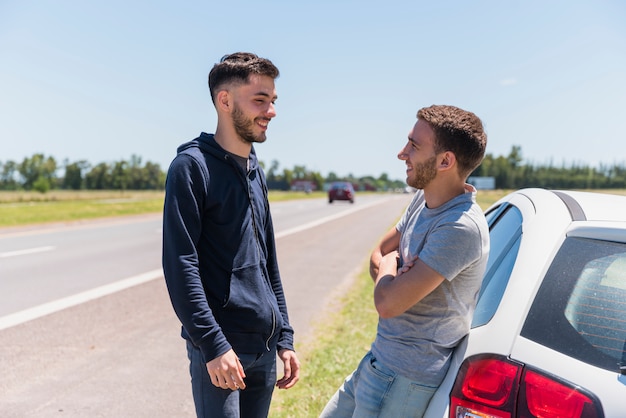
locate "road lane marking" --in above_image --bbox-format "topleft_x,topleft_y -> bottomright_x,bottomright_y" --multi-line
0,268 -> 163,331
0,246 -> 56,258
275,197 -> 403,239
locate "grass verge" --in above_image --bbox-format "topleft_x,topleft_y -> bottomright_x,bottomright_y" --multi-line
0,191 -> 166,228
0,190 -> 327,228
269,263 -> 378,417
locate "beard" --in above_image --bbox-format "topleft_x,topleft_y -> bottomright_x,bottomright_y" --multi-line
407,155 -> 438,189
232,103 -> 267,144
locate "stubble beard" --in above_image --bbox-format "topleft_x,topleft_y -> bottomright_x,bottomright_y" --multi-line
407,155 -> 438,189
232,103 -> 267,145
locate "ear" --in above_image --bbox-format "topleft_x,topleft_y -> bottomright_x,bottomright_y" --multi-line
439,151 -> 456,171
216,90 -> 231,113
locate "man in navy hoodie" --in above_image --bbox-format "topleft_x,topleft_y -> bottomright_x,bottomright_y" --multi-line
162,52 -> 300,418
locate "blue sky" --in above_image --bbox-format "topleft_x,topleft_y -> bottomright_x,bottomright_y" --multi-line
1,0 -> 625,181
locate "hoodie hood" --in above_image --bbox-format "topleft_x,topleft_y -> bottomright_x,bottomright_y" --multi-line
177,132 -> 260,172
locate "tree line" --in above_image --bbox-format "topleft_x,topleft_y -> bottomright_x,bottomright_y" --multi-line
1,146 -> 625,193
472,146 -> 626,189
0,154 -> 164,193
0,153 -> 407,192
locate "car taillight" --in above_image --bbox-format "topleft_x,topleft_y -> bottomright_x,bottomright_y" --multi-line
449,354 -> 603,418
517,369 -> 601,418
450,355 -> 522,418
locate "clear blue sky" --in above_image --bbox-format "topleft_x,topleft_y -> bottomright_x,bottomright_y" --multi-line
1,0 -> 625,181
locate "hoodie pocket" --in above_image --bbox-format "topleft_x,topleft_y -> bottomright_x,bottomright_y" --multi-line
221,264 -> 277,336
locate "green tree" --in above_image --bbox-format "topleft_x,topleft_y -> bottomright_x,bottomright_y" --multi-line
62,160 -> 90,190
85,162 -> 111,189
110,160 -> 129,190
0,160 -> 20,190
127,155 -> 145,189
311,172 -> 325,190
143,161 -> 166,189
508,145 -> 523,170
33,176 -> 51,193
292,165 -> 307,180
326,172 -> 339,182
18,154 -> 57,190
282,168 -> 293,186
267,160 -> 280,182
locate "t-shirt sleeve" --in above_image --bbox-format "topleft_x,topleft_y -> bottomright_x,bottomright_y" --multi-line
418,216 -> 483,281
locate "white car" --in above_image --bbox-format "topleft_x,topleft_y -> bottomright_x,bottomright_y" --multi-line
424,188 -> 626,418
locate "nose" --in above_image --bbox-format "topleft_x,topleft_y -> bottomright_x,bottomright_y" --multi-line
397,143 -> 409,160
266,102 -> 277,118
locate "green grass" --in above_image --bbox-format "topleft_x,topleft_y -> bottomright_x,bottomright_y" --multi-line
0,190 -> 166,228
0,190 -> 327,228
269,262 -> 378,417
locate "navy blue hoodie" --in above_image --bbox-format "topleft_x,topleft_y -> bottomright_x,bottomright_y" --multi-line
162,133 -> 294,363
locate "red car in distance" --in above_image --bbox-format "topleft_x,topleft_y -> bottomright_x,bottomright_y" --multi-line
328,182 -> 355,204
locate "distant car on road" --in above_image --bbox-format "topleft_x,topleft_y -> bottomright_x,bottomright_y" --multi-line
328,182 -> 355,204
424,188 -> 626,418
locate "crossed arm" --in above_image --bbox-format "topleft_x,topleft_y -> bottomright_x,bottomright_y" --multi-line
369,227 -> 445,319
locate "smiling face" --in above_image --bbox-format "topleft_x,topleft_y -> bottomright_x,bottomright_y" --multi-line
398,119 -> 440,189
229,74 -> 277,144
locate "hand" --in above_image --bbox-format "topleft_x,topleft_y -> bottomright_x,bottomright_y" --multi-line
206,349 -> 246,391
398,254 -> 419,274
276,349 -> 300,389
379,250 -> 400,275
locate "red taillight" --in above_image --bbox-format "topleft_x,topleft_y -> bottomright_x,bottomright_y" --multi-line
518,370 -> 601,418
450,355 -> 522,418
449,355 -> 603,418
461,358 -> 521,406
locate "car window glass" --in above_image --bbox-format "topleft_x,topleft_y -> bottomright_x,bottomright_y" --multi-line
472,237 -> 521,327
522,237 -> 626,373
472,204 -> 523,328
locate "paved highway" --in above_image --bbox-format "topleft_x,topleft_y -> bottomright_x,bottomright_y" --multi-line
0,193 -> 412,417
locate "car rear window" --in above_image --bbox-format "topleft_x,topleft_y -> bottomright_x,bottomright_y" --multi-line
521,237 -> 626,373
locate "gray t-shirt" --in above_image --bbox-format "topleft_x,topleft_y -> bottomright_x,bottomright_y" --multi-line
371,186 -> 489,386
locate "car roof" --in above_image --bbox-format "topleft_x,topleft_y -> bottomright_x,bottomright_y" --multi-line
514,188 -> 626,222
553,189 -> 626,221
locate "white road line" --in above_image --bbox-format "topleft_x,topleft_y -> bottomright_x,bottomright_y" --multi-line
0,268 -> 163,331
275,197 -> 398,239
0,246 -> 56,258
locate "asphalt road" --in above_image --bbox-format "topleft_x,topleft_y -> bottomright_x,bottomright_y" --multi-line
0,193 -> 413,417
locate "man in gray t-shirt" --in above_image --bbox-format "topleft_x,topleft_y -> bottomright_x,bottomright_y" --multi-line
321,105 -> 490,418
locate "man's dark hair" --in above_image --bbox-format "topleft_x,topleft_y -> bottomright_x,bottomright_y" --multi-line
208,52 -> 279,104
417,105 -> 487,178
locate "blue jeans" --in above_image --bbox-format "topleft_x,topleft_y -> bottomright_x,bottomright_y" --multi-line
186,341 -> 276,418
319,351 -> 437,418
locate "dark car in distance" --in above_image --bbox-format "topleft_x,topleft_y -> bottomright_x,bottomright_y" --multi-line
328,182 -> 355,204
